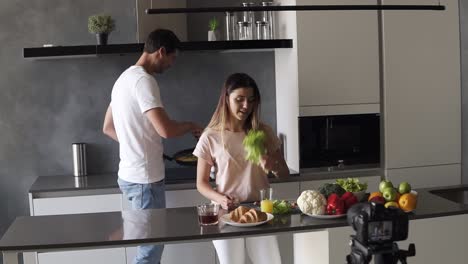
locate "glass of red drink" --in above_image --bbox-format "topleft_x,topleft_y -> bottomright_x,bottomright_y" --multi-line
197,203 -> 220,225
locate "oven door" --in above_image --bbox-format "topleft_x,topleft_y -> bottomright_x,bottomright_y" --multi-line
299,114 -> 380,169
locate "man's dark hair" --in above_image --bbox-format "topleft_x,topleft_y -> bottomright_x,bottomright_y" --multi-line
144,29 -> 180,54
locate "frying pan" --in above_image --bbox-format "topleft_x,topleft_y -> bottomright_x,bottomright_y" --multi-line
163,147 -> 197,166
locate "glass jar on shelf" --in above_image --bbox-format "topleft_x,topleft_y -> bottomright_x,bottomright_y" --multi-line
225,11 -> 238,40
261,1 -> 276,39
238,21 -> 253,40
256,21 -> 270,40
241,2 -> 256,39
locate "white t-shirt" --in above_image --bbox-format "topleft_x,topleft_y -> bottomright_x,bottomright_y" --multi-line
111,66 -> 165,184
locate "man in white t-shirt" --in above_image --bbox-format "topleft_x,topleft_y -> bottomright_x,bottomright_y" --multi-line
102,29 -> 201,264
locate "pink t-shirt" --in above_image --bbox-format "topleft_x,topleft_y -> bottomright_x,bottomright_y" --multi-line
193,125 -> 281,202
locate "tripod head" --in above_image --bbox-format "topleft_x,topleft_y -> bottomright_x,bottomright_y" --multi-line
346,202 -> 416,264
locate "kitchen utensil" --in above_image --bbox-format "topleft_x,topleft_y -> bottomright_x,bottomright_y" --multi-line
72,143 -> 87,177
163,147 -> 197,166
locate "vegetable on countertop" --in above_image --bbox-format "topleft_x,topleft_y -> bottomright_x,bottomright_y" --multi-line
336,178 -> 368,193
341,192 -> 358,211
297,190 -> 327,215
326,193 -> 345,215
318,183 -> 346,198
272,200 -> 296,214
243,129 -> 267,165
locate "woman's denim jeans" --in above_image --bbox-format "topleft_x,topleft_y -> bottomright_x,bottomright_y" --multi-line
118,178 -> 166,264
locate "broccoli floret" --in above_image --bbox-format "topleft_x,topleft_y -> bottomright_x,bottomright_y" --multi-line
318,183 -> 346,198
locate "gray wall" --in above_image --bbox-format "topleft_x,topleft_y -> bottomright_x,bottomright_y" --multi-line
0,0 -> 277,247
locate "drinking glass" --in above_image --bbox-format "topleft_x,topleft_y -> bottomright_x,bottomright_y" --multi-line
260,188 -> 273,213
197,203 -> 220,225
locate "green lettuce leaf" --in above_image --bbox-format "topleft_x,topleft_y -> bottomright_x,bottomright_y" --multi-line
243,130 -> 266,165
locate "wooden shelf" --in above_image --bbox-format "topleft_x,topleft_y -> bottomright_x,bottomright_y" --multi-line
23,39 -> 293,60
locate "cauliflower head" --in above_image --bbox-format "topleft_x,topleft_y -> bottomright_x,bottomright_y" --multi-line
297,190 -> 327,215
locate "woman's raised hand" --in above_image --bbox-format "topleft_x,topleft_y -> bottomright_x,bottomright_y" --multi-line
260,154 -> 278,174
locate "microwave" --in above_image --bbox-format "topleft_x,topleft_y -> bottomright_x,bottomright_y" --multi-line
299,114 -> 380,169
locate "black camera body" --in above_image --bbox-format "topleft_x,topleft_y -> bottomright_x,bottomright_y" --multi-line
348,202 -> 408,246
346,202 -> 415,264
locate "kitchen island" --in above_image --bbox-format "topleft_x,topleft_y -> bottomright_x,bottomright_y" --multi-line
23,168 -> 382,264
2,185 -> 468,264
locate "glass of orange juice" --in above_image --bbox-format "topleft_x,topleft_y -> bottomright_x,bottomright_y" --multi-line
260,188 -> 273,213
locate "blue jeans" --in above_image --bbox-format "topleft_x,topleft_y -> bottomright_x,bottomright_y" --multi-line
118,178 -> 166,264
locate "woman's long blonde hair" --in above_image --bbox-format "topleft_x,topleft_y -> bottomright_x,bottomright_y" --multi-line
206,73 -> 262,134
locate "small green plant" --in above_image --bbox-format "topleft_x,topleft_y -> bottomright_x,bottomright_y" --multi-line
88,14 -> 115,34
208,17 -> 218,31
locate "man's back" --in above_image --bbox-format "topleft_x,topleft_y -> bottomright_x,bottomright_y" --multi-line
111,65 -> 165,184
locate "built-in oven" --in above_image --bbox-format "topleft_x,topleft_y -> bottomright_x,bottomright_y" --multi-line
299,114 -> 380,170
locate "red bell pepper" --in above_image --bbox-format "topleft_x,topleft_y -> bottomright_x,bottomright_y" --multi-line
327,193 -> 345,215
341,192 -> 358,212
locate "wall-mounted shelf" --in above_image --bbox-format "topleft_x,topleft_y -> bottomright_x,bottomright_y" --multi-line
146,5 -> 445,14
23,39 -> 293,59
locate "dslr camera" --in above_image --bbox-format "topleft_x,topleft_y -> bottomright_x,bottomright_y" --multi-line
346,202 -> 415,264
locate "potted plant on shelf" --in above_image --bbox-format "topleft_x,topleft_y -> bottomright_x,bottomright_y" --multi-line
208,17 -> 219,41
88,14 -> 115,45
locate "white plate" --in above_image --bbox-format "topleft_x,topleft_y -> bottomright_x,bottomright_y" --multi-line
303,213 -> 346,219
221,213 -> 274,227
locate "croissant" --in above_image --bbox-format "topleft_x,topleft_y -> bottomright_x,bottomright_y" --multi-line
239,208 -> 268,223
229,206 -> 250,222
249,208 -> 268,222
239,211 -> 255,223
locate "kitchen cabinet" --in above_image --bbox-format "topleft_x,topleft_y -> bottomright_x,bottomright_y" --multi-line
37,250 -> 126,264
26,193 -> 125,264
275,0 -> 380,171
32,194 -> 122,216
280,0 -> 381,117
296,0 -> 380,109
382,0 -> 461,186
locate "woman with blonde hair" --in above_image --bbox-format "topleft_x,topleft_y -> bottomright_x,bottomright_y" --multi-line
193,73 -> 289,264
